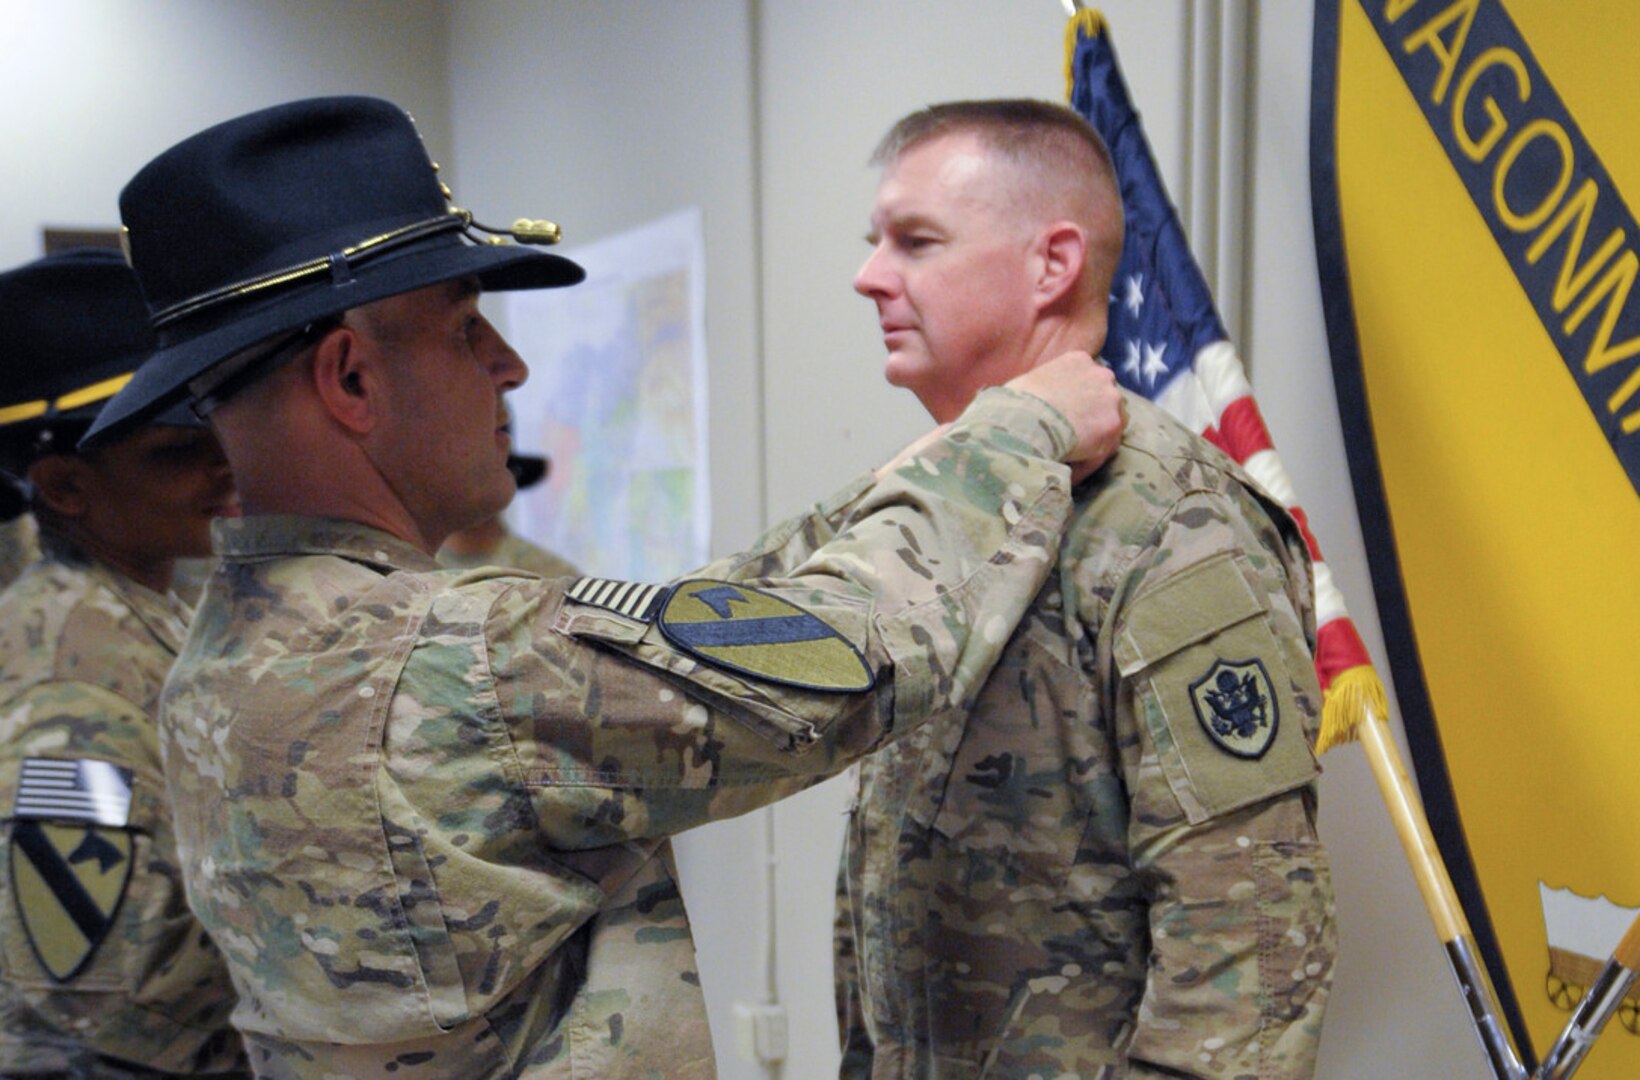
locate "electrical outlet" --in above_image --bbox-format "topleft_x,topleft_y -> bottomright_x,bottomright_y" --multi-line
731,1001 -> 788,1064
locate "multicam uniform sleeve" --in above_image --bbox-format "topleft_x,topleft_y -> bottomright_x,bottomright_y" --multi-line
487,385 -> 1077,841
1105,490 -> 1336,1080
0,680 -> 245,1075
695,470 -> 874,582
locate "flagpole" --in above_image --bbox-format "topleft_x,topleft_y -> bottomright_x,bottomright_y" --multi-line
1533,912 -> 1640,1080
1356,704 -> 1528,1080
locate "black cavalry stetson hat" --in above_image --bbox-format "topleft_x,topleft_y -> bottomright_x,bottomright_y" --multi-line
0,247 -> 199,446
0,248 -> 196,517
0,248 -> 154,429
82,95 -> 585,445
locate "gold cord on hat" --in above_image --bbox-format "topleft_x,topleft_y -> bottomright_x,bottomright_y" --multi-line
0,373 -> 135,427
147,167 -> 565,331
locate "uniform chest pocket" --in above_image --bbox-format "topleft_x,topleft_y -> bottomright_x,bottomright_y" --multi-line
1113,552 -> 1320,826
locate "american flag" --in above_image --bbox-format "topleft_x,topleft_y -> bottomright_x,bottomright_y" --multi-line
1066,10 -> 1378,750
14,757 -> 134,827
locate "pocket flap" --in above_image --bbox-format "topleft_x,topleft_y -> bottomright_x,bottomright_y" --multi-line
1115,553 -> 1265,675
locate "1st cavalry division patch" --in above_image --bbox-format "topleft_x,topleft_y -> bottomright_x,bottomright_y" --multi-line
9,758 -> 134,981
659,580 -> 874,692
567,576 -> 876,693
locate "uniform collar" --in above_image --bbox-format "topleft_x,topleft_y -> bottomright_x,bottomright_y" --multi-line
211,515 -> 440,574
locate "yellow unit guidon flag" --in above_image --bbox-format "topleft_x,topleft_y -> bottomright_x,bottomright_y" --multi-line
1312,1 -> 1640,1074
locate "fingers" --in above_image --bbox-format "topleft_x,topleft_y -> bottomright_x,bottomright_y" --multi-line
1005,351 -> 1128,474
879,351 -> 1128,485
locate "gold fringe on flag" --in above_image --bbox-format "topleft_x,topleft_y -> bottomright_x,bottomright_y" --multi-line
1062,9 -> 1106,101
1317,664 -> 1387,753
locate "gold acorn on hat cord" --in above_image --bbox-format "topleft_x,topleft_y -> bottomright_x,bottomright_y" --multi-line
432,161 -> 561,247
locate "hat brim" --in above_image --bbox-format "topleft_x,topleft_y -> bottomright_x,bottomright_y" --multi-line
62,394 -> 202,431
82,236 -> 582,447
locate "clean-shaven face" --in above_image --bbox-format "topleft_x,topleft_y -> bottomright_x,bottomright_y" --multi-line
855,132 -> 1039,422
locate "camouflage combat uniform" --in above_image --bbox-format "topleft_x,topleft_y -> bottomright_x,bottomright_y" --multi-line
0,513 -> 40,590
0,533 -> 247,1077
807,394 -> 1334,1079
437,527 -> 579,580
159,389 -> 1077,1078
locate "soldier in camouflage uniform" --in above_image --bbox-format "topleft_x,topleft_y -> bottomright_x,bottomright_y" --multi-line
81,96 -> 1127,1077
0,250 -> 247,1076
816,100 -> 1336,1078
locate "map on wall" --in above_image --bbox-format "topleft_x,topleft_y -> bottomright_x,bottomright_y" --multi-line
503,207 -> 710,581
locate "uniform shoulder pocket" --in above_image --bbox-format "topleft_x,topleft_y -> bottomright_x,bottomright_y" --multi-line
1114,553 -> 1319,825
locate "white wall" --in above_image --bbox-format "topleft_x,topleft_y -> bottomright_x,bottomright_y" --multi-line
0,0 -> 450,270
0,3 -> 1495,1077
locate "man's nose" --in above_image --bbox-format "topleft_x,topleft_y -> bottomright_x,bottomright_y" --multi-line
854,246 -> 895,299
481,320 -> 529,391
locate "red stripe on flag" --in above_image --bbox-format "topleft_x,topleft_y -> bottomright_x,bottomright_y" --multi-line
1214,395 -> 1275,464
1315,618 -> 1372,690
1287,506 -> 1324,562
1200,423 -> 1228,455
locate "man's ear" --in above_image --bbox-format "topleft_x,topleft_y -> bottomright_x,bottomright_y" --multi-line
1032,221 -> 1089,312
310,326 -> 379,435
27,454 -> 91,519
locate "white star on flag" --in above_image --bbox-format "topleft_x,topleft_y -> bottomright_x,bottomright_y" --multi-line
1124,274 -> 1145,316
1141,340 -> 1169,386
1121,338 -> 1145,384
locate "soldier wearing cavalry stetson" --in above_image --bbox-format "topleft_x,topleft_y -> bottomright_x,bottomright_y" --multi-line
0,249 -> 247,1076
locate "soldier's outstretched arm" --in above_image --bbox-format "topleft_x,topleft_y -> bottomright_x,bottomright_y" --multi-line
713,350 -> 1125,591
468,374 -> 1122,844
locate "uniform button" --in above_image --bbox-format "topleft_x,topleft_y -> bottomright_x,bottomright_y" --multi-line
358,685 -> 376,699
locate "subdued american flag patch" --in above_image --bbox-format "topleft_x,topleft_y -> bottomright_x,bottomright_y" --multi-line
14,759 -> 133,827
566,577 -> 669,623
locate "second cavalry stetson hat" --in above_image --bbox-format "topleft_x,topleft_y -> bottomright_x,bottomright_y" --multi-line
0,248 -> 198,516
83,95 -> 585,445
